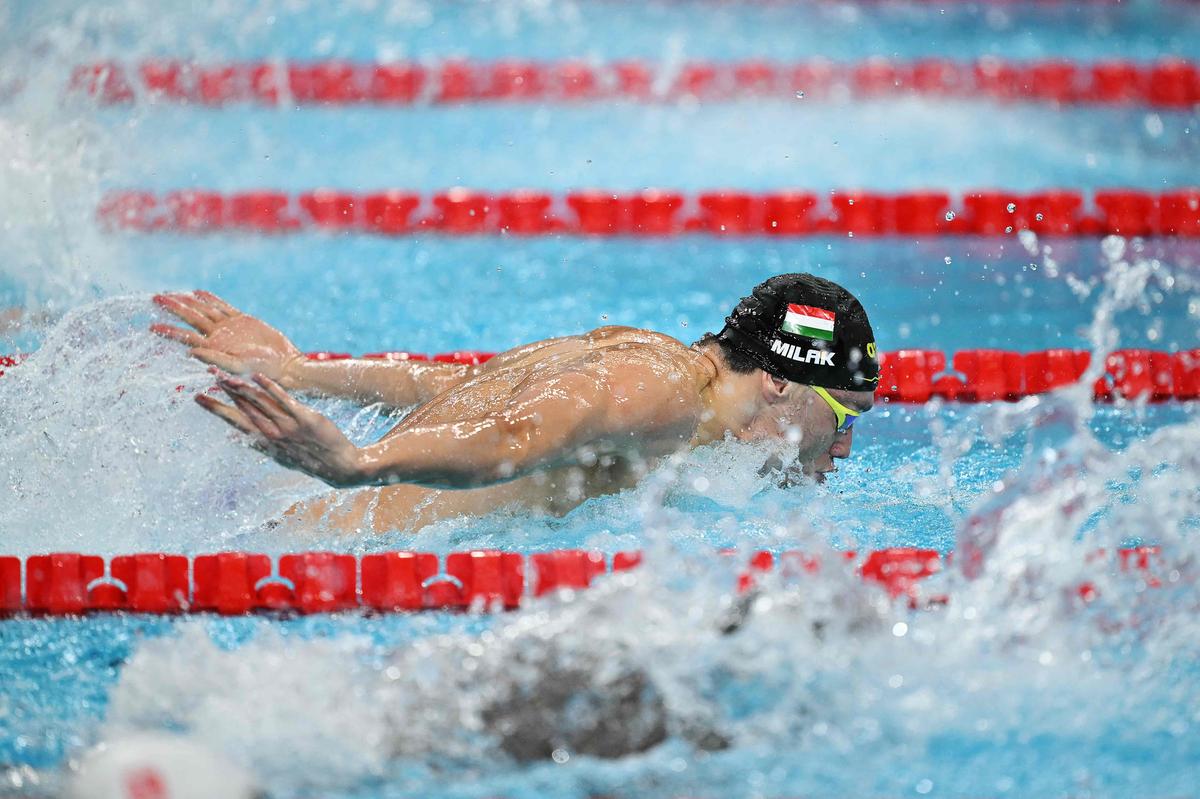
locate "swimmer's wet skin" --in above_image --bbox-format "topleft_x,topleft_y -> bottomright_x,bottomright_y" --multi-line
151,274 -> 878,533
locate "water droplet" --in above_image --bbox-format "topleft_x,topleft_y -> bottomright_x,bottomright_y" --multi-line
944,256 -> 952,265
551,748 -> 570,763
795,90 -> 806,99
1006,202 -> 1016,212
944,210 -> 956,221
892,622 -> 908,637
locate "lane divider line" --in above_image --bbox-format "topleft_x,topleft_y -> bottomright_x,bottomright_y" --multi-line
0,546 -> 1163,616
67,58 -> 1200,109
2,348 -> 1197,402
96,188 -> 1200,238
302,347 -> 1199,403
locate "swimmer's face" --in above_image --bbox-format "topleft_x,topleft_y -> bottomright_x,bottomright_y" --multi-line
741,374 -> 874,483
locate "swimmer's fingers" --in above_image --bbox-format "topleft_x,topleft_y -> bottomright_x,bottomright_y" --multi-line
195,394 -> 260,437
172,292 -> 228,325
218,377 -> 291,432
153,294 -> 214,333
189,347 -> 242,373
150,323 -> 204,348
251,373 -> 304,419
227,393 -> 284,439
191,290 -> 240,320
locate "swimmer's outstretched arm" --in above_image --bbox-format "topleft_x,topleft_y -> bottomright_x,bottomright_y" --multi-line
199,364 -> 696,489
152,291 -> 470,407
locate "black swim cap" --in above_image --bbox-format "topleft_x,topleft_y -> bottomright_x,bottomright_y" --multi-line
717,273 -> 880,391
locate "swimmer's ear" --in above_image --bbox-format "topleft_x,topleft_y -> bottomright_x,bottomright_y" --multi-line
760,371 -> 791,404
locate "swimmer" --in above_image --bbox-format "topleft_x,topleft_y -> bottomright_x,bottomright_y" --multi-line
384,563 -> 886,763
151,274 -> 879,533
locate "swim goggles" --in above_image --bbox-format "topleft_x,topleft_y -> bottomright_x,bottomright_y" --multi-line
811,385 -> 860,434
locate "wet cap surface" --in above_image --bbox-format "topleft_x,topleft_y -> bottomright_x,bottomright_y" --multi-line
718,273 -> 880,391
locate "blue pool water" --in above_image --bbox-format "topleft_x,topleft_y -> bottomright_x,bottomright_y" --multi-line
1,1 -> 1199,797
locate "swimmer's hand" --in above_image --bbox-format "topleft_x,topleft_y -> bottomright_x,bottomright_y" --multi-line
197,373 -> 366,488
151,291 -> 305,386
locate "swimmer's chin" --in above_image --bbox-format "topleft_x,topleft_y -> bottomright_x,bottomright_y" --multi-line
779,470 -> 830,489
760,459 -> 829,489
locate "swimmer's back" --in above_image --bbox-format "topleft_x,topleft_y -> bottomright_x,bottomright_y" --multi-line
478,326 -> 692,372
397,326 -> 710,432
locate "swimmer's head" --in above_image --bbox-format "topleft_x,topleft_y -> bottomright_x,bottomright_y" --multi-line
717,273 -> 879,391
699,274 -> 878,480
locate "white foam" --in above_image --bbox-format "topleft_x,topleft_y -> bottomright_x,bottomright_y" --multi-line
104,622 -> 390,791
0,296 -> 330,554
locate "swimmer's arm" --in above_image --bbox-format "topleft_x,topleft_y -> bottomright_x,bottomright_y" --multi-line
152,291 -> 474,406
353,368 -> 697,489
281,358 -> 475,407
202,366 -> 695,489
283,333 -> 584,406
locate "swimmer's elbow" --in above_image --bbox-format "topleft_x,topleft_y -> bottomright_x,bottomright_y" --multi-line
423,416 -> 544,488
472,415 -> 541,484
363,414 -> 567,489
462,412 -> 588,486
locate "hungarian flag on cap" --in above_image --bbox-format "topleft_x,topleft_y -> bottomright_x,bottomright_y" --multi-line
780,304 -> 835,341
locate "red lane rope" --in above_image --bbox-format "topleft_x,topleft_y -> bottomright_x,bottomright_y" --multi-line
302,347 -> 1200,403
0,354 -> 21,378
68,58 -> 1200,108
2,349 -> 1197,401
97,187 -> 1200,238
0,546 -> 1162,616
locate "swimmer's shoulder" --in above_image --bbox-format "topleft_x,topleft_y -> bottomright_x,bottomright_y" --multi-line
583,327 -> 714,390
584,325 -> 691,351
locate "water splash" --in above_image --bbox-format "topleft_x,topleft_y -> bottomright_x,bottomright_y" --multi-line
0,295 -> 338,554
95,510 -> 1198,799
0,5 -> 146,318
104,623 -> 391,791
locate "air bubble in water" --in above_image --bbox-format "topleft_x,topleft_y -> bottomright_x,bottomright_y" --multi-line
944,211 -> 956,222
944,257 -> 953,265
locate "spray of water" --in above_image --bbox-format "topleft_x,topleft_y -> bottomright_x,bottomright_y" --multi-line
81,244 -> 1199,798
0,296 -> 347,553
1,3 -> 1197,794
